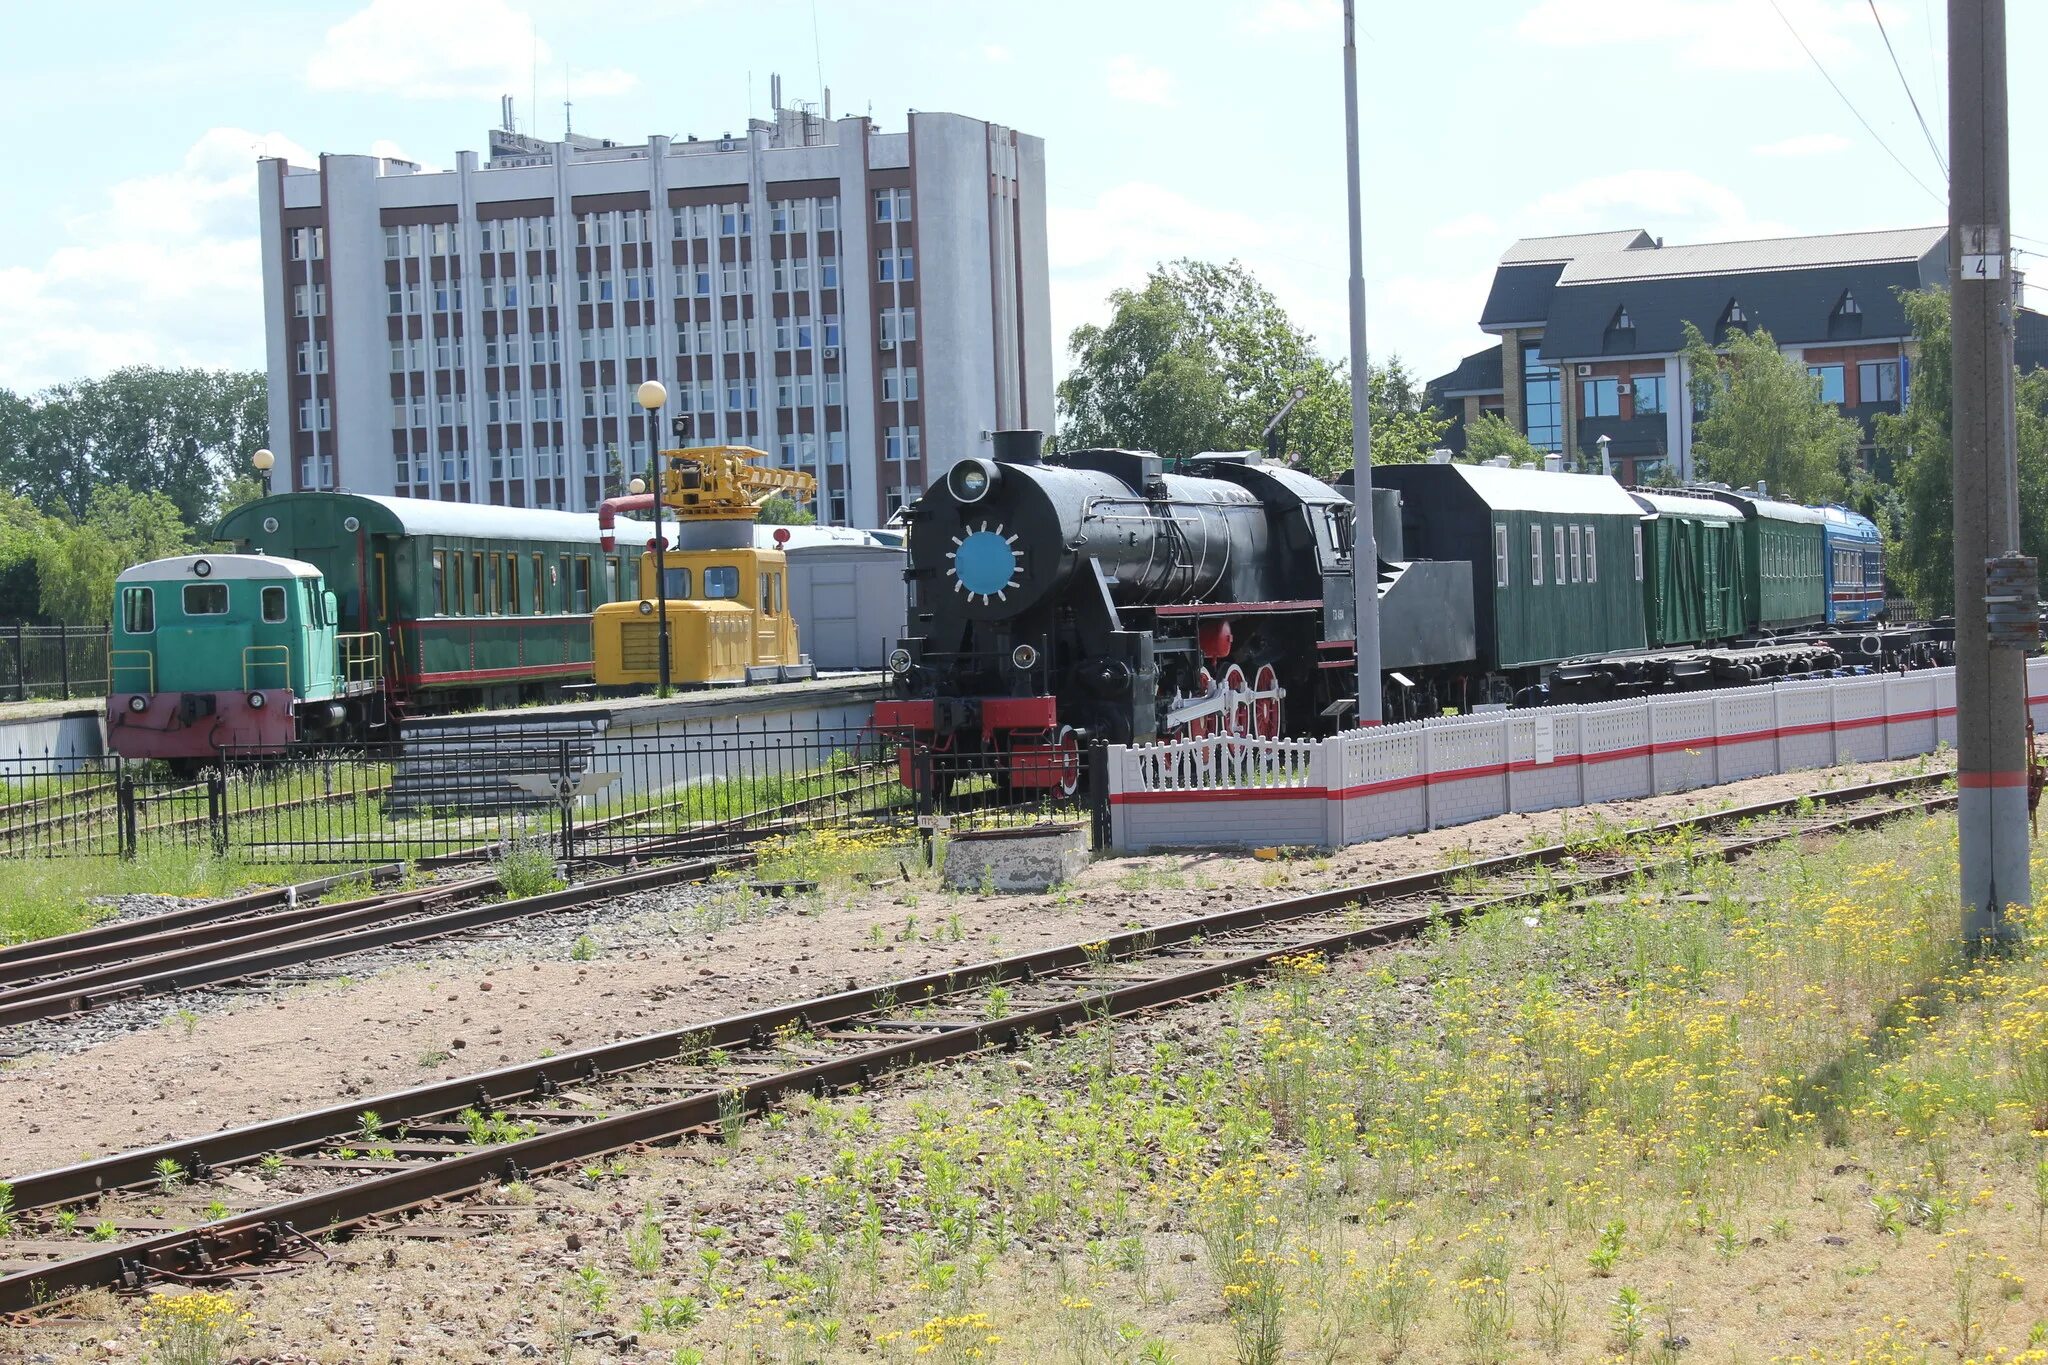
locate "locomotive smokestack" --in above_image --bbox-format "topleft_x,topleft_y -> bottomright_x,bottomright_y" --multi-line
991,429 -> 1044,465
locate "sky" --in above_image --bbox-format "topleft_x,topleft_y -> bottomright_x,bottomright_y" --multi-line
0,0 -> 2040,398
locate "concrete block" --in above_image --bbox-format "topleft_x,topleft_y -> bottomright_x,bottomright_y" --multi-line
945,823 -> 1090,892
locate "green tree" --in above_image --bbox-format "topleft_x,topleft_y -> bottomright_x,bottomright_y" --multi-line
34,486 -> 193,625
1461,411 -> 1542,465
1680,322 -> 1860,504
0,492 -> 49,621
1881,287 -> 2048,610
1055,259 -> 1445,476
0,367 -> 267,527
756,495 -> 817,526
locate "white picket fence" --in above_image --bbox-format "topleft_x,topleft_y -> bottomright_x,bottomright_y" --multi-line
1104,659 -> 2042,853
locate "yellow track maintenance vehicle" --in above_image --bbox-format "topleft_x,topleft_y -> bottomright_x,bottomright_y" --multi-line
591,444 -> 819,688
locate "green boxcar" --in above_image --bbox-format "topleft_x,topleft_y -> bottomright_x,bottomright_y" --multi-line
1629,491 -> 1744,648
1377,463 -> 1649,674
1698,490 -> 1827,631
215,494 -> 643,708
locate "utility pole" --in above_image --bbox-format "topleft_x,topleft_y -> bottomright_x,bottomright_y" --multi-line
1342,0 -> 1382,726
1950,0 -> 2032,949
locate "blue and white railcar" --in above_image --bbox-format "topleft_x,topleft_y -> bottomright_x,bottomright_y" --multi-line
1820,505 -> 1884,625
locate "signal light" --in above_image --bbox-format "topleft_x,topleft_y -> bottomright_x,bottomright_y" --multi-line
128,695 -> 149,713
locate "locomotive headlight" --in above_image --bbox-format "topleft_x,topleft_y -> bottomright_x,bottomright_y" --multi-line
192,558 -> 213,578
248,692 -> 267,709
947,459 -> 998,504
128,695 -> 149,713
1010,644 -> 1039,670
637,600 -> 655,616
887,647 -> 913,675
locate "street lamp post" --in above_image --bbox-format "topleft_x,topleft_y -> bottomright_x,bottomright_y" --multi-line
252,448 -> 275,497
635,380 -> 671,695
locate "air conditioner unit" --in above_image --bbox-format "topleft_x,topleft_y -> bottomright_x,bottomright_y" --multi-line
1617,382 -> 1632,395
719,139 -> 736,152
879,337 -> 896,351
1576,364 -> 1593,376
823,346 -> 839,359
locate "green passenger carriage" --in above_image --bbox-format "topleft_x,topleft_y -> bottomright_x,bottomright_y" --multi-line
1628,491 -> 1744,649
1696,489 -> 1827,632
215,493 -> 643,713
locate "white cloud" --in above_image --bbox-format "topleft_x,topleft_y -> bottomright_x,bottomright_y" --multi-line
1434,212 -> 1504,242
0,128 -> 308,392
1521,169 -> 1795,243
306,0 -> 636,100
981,43 -> 1013,63
1752,131 -> 1854,157
1105,55 -> 1174,106
1245,0 -> 1340,32
1516,0 -> 1886,72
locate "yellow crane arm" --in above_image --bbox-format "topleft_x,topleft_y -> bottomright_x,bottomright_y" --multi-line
655,444 -> 817,520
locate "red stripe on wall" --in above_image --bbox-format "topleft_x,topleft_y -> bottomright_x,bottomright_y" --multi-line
1958,770 -> 2030,788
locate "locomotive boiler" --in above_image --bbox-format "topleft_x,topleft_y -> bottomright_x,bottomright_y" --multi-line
875,430 -> 1371,791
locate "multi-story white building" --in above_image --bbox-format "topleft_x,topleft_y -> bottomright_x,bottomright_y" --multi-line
258,90 -> 1052,525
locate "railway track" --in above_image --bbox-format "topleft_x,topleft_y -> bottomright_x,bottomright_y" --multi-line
0,769 -> 1955,1313
0,853 -> 747,1033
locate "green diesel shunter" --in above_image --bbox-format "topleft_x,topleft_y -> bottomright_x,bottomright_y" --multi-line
1375,463 -> 1649,700
215,493 -> 643,713
1628,491 -> 1744,648
1696,489 -> 1827,632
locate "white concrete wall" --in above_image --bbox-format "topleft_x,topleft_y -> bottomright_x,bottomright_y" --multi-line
1109,662 -> 2019,854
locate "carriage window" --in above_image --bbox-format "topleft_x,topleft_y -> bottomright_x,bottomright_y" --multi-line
1553,526 -> 1567,586
573,556 -> 591,612
1569,526 -> 1583,583
1632,525 -> 1644,582
183,583 -> 229,615
704,566 -> 741,599
557,556 -> 570,612
452,554 -> 466,615
1530,526 -> 1544,586
261,585 -> 288,623
471,553 -> 485,614
506,556 -> 520,614
1584,525 -> 1598,583
1493,524 -> 1509,588
662,566 -> 692,599
532,554 -> 545,613
433,551 -> 449,614
760,573 -> 777,616
122,586 -> 154,634
375,553 -> 390,619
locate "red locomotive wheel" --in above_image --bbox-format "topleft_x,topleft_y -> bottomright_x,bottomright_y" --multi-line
1221,664 -> 1251,736
1053,724 -> 1081,797
1253,664 -> 1282,739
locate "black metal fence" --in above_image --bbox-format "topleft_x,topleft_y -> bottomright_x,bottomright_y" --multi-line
0,624 -> 110,701
0,719 -> 1104,866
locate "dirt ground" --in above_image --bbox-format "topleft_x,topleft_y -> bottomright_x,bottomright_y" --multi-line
0,755 -> 1939,1178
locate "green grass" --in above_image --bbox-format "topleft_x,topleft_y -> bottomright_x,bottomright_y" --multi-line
0,847 -> 371,946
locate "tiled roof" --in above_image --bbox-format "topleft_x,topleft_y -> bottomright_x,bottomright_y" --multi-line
1557,226 -> 1946,285
1499,230 -> 1655,265
1429,345 -> 1504,397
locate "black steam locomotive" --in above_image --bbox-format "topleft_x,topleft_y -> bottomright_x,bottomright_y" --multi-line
873,430 -> 1472,792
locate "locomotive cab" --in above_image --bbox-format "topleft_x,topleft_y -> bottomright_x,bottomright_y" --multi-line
591,536 -> 810,688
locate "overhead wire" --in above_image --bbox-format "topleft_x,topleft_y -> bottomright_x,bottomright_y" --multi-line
1765,0 -> 1944,206
1866,0 -> 1948,177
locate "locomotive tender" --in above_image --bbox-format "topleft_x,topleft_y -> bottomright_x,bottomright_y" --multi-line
879,431 -> 1935,788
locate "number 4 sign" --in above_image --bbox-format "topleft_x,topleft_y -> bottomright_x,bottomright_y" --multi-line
1960,225 -> 2005,281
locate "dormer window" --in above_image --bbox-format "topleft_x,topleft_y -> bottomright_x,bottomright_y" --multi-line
1828,288 -> 1865,338
1835,290 -> 1862,316
1613,306 -> 1632,330
1725,300 -> 1747,325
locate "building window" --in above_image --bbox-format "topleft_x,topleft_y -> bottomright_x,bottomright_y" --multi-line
294,284 -> 326,317
1580,377 -> 1619,418
879,247 -> 915,282
1808,364 -> 1846,405
433,284 -> 462,312
1553,525 -> 1567,585
1569,525 -> 1583,582
290,226 -> 324,260
823,314 -> 841,348
1584,525 -> 1598,583
1858,359 -> 1901,403
433,336 -> 464,369
298,398 -> 330,432
820,256 -> 839,289
1530,525 -> 1544,585
1633,374 -> 1666,415
885,425 -> 921,461
824,373 -> 844,407
1493,524 -> 1509,588
296,341 -> 328,375
818,198 -> 838,232
882,367 -> 921,403
879,308 -> 917,347
719,206 -> 752,237
1523,344 -> 1561,451
874,188 -> 912,222
1632,525 -> 1644,581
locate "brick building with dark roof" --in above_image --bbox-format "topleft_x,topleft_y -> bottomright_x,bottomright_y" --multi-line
1428,226 -> 2040,483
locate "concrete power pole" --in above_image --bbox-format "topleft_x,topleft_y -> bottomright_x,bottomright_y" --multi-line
1342,0 -> 1382,725
1950,0 -> 2032,949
